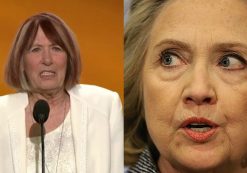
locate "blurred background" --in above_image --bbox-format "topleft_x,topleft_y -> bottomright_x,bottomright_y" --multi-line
0,0 -> 123,99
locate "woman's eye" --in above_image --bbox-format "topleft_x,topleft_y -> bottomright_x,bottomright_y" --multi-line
30,47 -> 41,53
52,45 -> 63,52
159,51 -> 183,67
219,54 -> 246,70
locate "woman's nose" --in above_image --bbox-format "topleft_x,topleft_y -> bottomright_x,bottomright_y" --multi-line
182,67 -> 217,106
42,49 -> 53,65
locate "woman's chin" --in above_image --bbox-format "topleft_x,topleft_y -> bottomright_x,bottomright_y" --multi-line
176,150 -> 224,170
167,142 -> 228,171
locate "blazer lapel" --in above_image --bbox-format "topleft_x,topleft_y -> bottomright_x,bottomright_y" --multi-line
7,93 -> 28,173
69,90 -> 87,173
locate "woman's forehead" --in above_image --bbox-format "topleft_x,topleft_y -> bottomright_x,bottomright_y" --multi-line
149,0 -> 247,49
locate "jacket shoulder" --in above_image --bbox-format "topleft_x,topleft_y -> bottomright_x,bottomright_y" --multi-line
70,84 -> 119,100
69,84 -> 122,116
0,92 -> 27,107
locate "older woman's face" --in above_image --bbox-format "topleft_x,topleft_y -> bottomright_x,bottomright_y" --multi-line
24,27 -> 67,93
143,0 -> 247,172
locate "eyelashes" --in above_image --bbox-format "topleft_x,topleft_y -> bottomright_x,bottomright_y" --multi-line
159,50 -> 185,68
158,49 -> 247,70
218,53 -> 247,70
28,45 -> 64,53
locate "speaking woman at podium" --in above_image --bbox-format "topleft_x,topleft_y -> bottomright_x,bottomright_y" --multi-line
0,12 -> 123,173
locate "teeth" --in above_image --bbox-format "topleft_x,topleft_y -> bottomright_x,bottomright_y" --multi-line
186,123 -> 212,131
190,123 -> 207,126
186,123 -> 212,132
41,71 -> 55,76
190,127 -> 211,132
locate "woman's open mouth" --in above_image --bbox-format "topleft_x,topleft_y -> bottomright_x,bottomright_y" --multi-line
40,71 -> 56,79
180,117 -> 219,143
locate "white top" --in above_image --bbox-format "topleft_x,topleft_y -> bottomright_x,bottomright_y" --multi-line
0,84 -> 123,173
26,111 -> 76,173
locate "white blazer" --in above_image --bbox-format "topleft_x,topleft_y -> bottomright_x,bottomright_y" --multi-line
0,84 -> 123,173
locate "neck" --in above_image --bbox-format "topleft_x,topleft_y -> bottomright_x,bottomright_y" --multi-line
26,88 -> 70,137
28,88 -> 68,106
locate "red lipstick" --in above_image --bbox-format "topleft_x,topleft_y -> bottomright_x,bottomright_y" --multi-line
180,117 -> 219,143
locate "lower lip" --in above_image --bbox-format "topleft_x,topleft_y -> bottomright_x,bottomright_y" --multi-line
183,128 -> 217,143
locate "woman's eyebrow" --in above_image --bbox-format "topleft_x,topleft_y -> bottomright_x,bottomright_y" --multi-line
212,42 -> 247,52
31,43 -> 58,47
154,39 -> 192,52
155,40 -> 247,52
30,42 -> 43,46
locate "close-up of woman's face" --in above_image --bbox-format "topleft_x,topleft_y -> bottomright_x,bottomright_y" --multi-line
142,0 -> 247,172
23,27 -> 67,93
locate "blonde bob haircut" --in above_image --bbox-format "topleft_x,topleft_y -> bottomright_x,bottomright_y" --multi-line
5,12 -> 81,91
124,0 -> 167,165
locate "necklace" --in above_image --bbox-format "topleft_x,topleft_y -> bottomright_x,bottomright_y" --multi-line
45,98 -> 67,173
27,94 -> 68,173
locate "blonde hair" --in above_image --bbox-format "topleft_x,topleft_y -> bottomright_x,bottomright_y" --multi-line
124,0 -> 167,165
5,12 -> 81,91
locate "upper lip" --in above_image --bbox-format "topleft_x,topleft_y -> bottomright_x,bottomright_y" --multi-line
40,70 -> 55,74
180,117 -> 219,128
